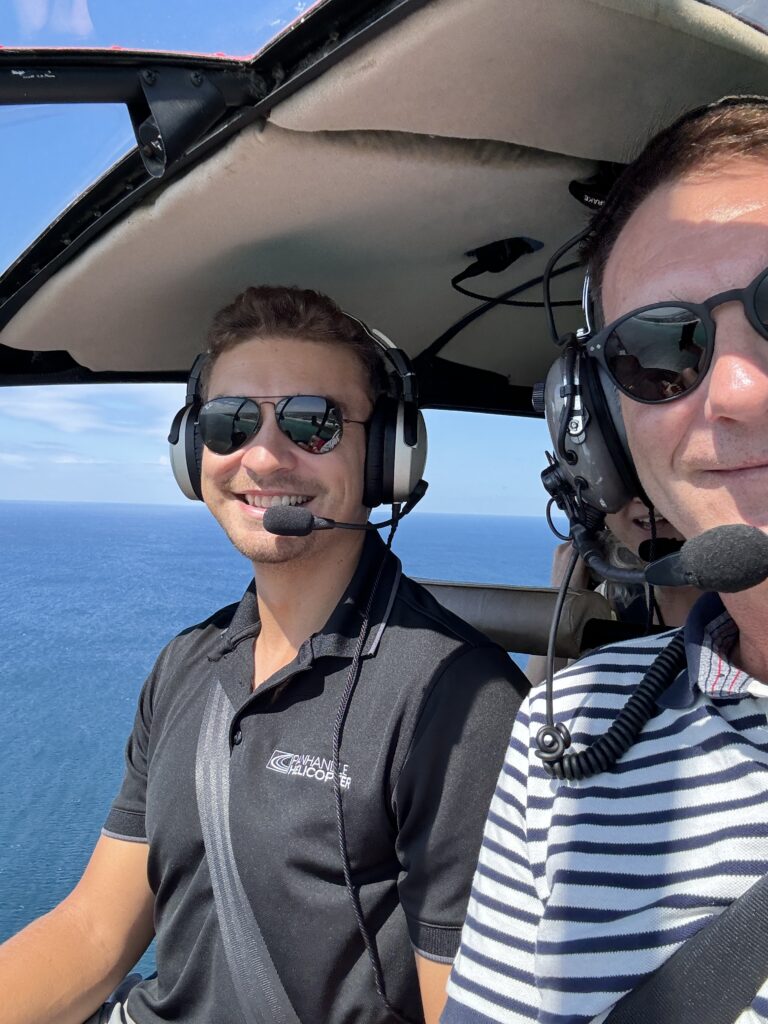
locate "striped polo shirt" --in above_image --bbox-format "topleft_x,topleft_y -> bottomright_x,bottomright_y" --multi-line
442,592 -> 768,1024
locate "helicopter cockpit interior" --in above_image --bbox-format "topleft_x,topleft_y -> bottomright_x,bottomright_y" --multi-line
4,0 -> 768,656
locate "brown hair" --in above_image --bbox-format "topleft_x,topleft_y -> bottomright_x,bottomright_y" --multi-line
200,285 -> 391,402
584,96 -> 768,314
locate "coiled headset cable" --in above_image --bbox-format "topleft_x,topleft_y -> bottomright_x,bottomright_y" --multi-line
537,459 -> 685,779
535,626 -> 685,780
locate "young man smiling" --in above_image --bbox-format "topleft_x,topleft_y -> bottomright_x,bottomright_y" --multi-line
444,98 -> 768,1024
0,286 -> 526,1024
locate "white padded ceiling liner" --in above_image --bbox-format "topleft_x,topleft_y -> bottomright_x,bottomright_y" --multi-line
273,0 -> 768,161
1,123 -> 593,383
4,0 -> 768,390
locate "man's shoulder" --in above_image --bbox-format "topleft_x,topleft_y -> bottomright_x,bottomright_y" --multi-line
157,597 -> 243,667
557,628 -> 679,682
393,570 -> 505,653
526,628 -> 681,733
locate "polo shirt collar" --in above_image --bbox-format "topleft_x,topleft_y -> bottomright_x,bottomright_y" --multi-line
211,531 -> 401,667
310,532 -> 402,661
682,591 -> 766,700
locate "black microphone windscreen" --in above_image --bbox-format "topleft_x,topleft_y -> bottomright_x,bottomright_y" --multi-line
262,505 -> 314,537
682,525 -> 768,593
637,537 -> 684,563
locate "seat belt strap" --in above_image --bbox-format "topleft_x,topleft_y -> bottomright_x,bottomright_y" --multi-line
195,680 -> 302,1024
605,870 -> 768,1024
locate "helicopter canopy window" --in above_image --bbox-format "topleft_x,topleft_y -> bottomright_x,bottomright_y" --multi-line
0,0 -> 326,273
0,104 -> 134,271
0,1 -> 321,58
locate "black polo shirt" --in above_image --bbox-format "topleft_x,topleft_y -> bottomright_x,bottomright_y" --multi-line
104,533 -> 527,1024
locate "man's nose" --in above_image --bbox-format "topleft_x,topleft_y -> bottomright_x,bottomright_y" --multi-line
238,406 -> 299,475
704,305 -> 768,423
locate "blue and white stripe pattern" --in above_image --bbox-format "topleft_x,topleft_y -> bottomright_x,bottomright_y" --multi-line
442,594 -> 768,1024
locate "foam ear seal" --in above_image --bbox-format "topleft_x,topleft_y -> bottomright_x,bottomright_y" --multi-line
362,396 -> 391,508
581,356 -> 641,500
189,415 -> 204,500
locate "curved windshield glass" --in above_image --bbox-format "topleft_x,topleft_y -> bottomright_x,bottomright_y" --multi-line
0,103 -> 134,271
0,1 -> 324,58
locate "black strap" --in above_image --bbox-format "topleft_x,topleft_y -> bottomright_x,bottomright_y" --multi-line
606,870 -> 768,1024
195,680 -> 302,1024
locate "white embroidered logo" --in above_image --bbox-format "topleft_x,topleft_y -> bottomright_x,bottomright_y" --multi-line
266,749 -> 351,789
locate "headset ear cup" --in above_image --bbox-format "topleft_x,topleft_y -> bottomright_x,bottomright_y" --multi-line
363,398 -> 428,507
542,351 -> 640,514
391,407 -> 427,503
169,404 -> 203,502
362,397 -> 389,508
581,357 -> 643,508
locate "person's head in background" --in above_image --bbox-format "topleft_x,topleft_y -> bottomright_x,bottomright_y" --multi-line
598,498 -> 694,628
604,497 -> 681,560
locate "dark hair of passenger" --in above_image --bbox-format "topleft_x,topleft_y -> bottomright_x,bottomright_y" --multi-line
583,95 -> 768,313
200,284 -> 391,403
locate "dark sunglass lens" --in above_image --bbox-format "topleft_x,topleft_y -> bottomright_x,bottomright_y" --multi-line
604,306 -> 708,401
278,397 -> 343,453
198,398 -> 261,454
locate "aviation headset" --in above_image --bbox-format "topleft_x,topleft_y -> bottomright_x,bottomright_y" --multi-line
536,237 -> 647,523
168,315 -> 428,509
539,95 -> 768,523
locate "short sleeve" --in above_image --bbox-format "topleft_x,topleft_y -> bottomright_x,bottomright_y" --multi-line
392,644 -> 528,961
441,695 -> 542,1022
102,643 -> 171,842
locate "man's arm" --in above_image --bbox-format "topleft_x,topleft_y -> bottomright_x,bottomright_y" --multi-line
0,835 -> 155,1024
441,697 -> 541,1023
393,644 -> 529,1006
415,954 -> 452,1024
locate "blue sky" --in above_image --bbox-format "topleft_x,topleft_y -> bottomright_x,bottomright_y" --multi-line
1,0 -> 313,56
0,384 -> 555,515
0,0 -> 556,516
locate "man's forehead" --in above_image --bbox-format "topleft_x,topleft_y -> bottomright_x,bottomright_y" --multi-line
205,331 -> 370,403
209,336 -> 368,388
603,159 -> 768,317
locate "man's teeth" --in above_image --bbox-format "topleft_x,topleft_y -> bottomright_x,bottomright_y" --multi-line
635,516 -> 668,529
243,494 -> 311,508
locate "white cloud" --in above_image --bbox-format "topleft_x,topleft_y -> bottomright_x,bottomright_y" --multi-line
51,0 -> 94,36
50,453 -> 105,465
13,0 -> 93,36
0,384 -> 183,438
0,448 -> 113,467
107,383 -> 184,410
0,452 -> 29,466
0,391 -> 107,433
13,0 -> 47,34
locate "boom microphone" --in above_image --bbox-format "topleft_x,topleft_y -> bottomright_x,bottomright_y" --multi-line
571,522 -> 768,594
262,480 -> 429,537
263,505 -> 396,537
645,524 -> 768,593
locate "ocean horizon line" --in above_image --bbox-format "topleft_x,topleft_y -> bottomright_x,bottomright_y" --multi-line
0,496 -> 562,521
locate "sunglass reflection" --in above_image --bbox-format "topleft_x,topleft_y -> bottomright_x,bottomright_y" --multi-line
587,264 -> 768,403
198,395 -> 359,456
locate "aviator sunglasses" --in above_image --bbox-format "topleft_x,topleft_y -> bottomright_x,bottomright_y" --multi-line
197,395 -> 367,456
583,264 -> 768,403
